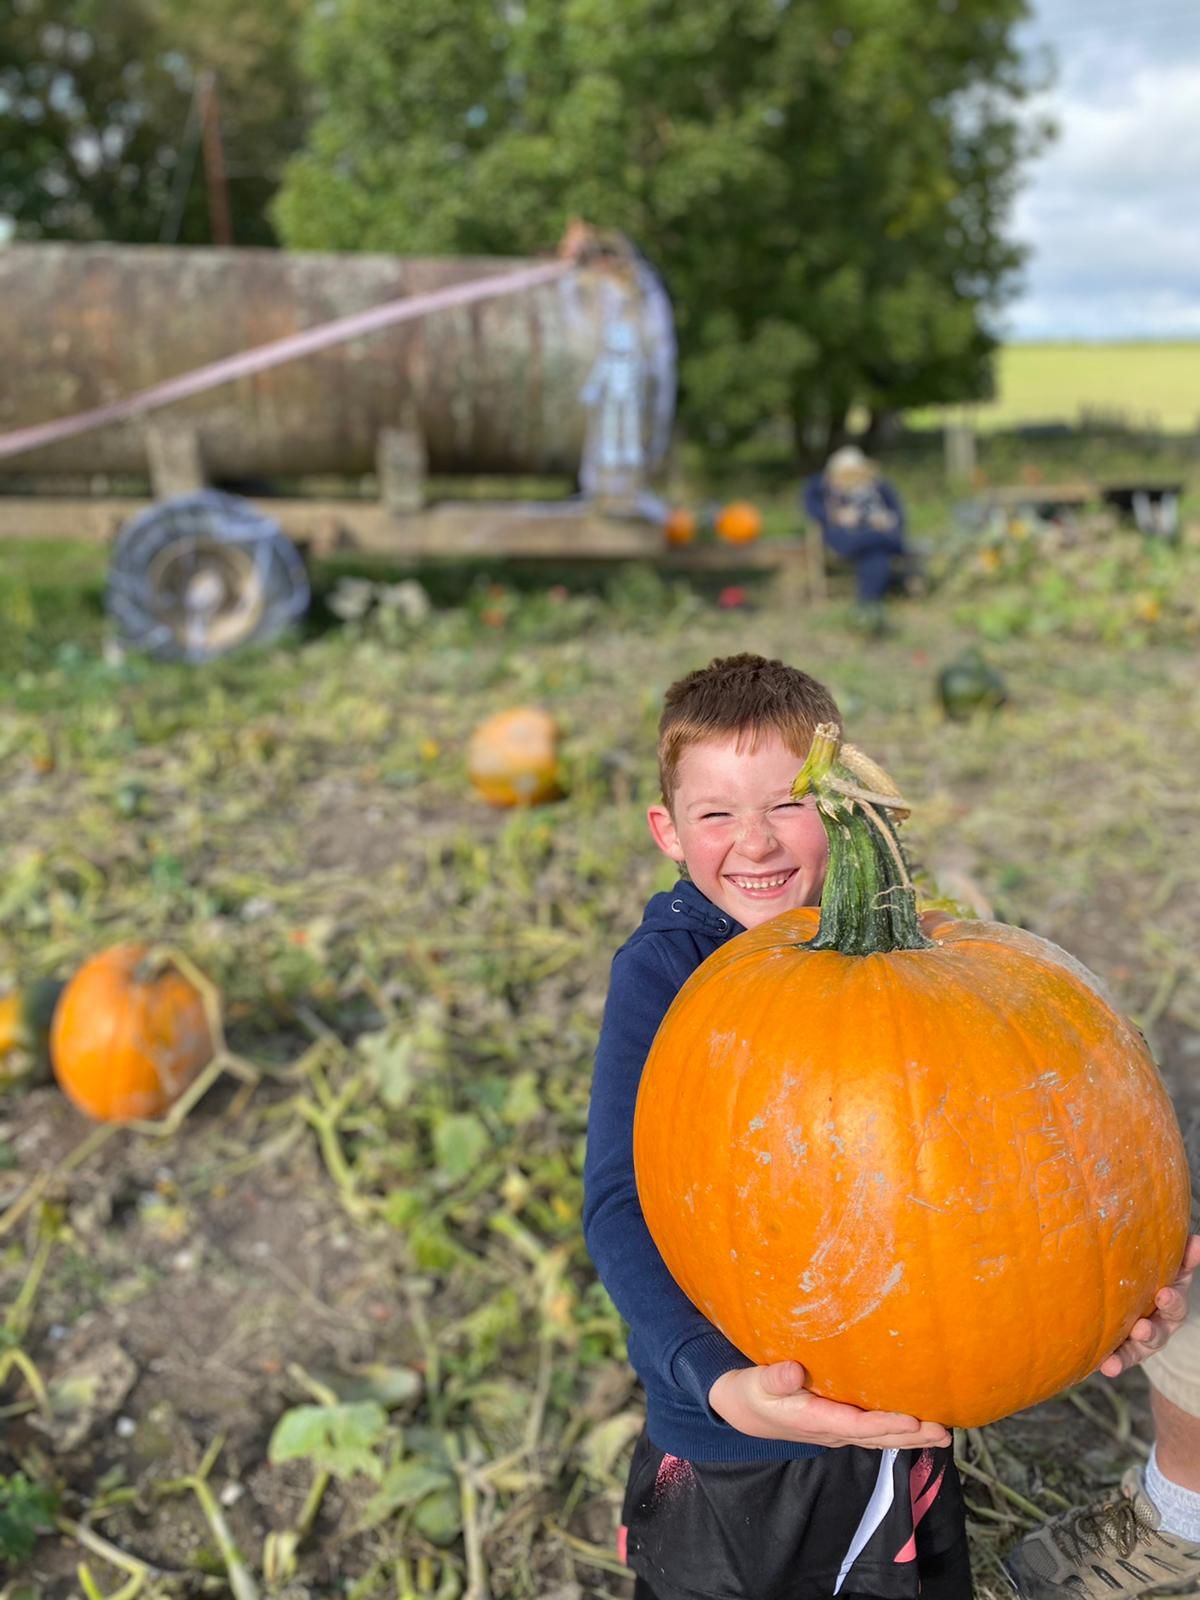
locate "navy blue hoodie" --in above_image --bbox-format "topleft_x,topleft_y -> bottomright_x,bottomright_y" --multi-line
583,879 -> 826,1462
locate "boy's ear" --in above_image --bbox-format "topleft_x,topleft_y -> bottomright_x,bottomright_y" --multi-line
647,803 -> 684,863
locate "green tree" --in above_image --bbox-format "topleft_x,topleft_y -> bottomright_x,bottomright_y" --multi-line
0,0 -> 308,244
274,0 -> 1046,453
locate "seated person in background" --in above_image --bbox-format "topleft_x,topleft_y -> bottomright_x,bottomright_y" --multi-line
803,445 -> 909,611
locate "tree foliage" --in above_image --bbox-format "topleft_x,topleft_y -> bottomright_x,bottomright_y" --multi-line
0,0 -> 308,245
274,0 -> 1047,450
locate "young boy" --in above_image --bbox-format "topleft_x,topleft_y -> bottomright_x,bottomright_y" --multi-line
583,651 -> 1198,1600
583,654 -> 969,1600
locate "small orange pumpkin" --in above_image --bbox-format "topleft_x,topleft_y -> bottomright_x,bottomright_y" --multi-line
467,707 -> 563,808
714,501 -> 762,544
50,945 -> 214,1122
634,728 -> 1190,1428
663,507 -> 697,547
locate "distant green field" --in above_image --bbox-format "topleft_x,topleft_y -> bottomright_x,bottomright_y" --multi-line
922,341 -> 1200,433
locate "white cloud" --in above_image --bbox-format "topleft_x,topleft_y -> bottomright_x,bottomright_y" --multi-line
1005,8 -> 1200,339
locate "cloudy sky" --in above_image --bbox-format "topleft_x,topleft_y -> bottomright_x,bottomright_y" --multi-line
1006,0 -> 1200,340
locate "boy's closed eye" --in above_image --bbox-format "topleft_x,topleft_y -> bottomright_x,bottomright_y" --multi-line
699,801 -> 810,819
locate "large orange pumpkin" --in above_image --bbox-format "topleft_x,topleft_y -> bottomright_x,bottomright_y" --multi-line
714,501 -> 762,544
50,945 -> 214,1122
467,707 -> 563,808
633,728 -> 1190,1428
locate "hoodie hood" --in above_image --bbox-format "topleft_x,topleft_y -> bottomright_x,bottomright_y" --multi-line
638,878 -> 745,940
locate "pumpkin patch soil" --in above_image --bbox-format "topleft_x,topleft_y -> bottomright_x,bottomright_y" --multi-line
2,567 -> 1199,1598
0,1079 -> 413,1589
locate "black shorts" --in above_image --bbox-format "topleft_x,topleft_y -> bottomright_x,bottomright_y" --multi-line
620,1431 -> 971,1600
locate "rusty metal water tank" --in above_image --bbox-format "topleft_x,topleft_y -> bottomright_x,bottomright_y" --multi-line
0,242 -> 675,482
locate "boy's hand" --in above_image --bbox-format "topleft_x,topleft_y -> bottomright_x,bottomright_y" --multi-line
708,1360 -> 951,1450
1097,1233 -> 1200,1378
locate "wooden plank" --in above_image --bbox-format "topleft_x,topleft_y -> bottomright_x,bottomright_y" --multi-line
145,423 -> 206,497
0,497 -> 147,543
0,495 -> 812,576
981,481 -> 1096,508
376,426 -> 427,515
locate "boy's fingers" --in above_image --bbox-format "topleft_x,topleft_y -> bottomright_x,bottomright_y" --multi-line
853,1432 -> 952,1450
760,1360 -> 809,1395
1151,1290 -> 1187,1328
763,1371 -> 953,1447
785,1391 -> 946,1440
844,1425 -> 953,1449
1105,1291 -> 1186,1372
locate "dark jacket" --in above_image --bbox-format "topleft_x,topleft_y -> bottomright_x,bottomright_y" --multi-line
802,473 -> 906,547
583,879 -> 826,1461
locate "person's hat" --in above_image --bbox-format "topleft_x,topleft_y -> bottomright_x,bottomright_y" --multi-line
826,444 -> 878,485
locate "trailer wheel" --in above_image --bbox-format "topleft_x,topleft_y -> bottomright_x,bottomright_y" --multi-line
106,491 -> 310,662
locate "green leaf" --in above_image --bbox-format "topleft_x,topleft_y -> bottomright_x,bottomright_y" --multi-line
432,1111 -> 490,1185
267,1401 -> 388,1482
501,1069 -> 543,1127
0,1472 -> 58,1562
380,1189 -> 423,1230
360,1459 -> 454,1530
335,1362 -> 423,1408
359,1028 -> 417,1110
581,1410 -> 645,1482
411,1485 -> 463,1545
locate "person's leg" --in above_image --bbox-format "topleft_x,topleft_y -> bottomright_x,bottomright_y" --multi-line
842,1535 -> 973,1600
1139,1297 -> 1200,1542
853,549 -> 895,605
914,1538 -> 975,1600
1004,1301 -> 1200,1600
1148,1352 -> 1200,1493
1003,1448 -> 1200,1600
1142,1386 -> 1200,1541
825,528 -> 907,607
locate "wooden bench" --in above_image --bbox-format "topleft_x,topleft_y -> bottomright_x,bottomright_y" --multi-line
972,481 -> 1096,527
0,494 -> 830,602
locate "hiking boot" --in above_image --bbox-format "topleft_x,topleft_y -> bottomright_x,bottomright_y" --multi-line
1003,1469 -> 1200,1599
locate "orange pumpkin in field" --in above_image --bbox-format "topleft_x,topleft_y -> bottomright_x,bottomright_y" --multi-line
467,707 -> 563,808
633,727 -> 1191,1429
663,507 -> 697,547
50,944 -> 214,1122
714,501 -> 762,544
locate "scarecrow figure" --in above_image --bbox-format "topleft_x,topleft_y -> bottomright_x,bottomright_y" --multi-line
803,444 -> 911,617
580,315 -> 646,497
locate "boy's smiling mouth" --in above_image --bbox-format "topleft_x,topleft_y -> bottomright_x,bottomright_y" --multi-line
725,869 -> 797,895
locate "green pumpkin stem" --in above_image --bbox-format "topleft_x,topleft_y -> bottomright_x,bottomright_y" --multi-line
791,722 -> 931,956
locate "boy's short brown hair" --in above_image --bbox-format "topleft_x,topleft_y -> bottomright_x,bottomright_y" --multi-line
657,653 -> 842,806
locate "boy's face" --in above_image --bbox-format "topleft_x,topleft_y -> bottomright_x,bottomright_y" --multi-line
647,730 -> 829,930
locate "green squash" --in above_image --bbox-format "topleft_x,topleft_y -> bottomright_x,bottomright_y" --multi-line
0,977 -> 65,1088
937,647 -> 1007,721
